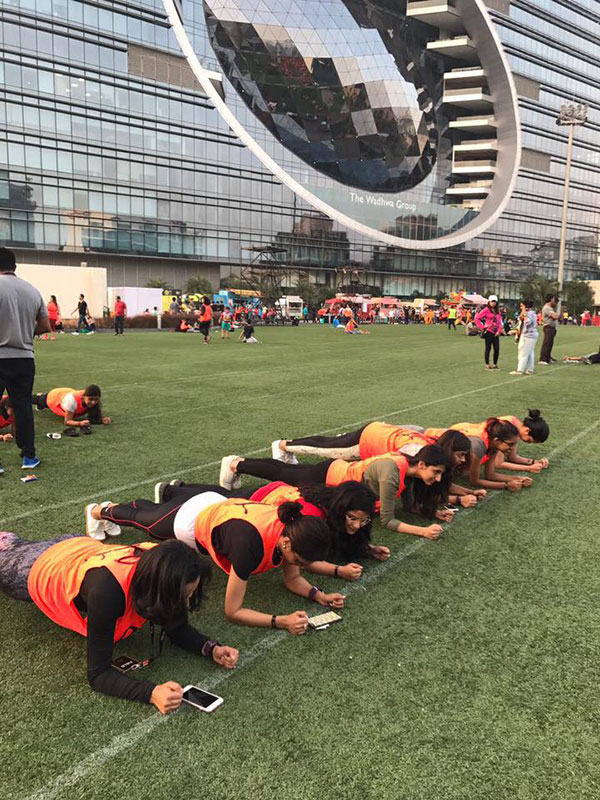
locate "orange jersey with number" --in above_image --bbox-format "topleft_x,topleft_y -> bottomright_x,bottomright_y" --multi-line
326,454 -> 408,497
358,422 -> 433,460
28,539 -> 156,640
46,388 -> 87,418
249,482 -> 325,519
193,498 -> 285,576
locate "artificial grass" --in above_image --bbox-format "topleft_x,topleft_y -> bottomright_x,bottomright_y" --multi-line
1,324 -> 599,800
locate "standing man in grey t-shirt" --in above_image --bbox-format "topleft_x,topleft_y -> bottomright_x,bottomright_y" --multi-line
0,248 -> 50,472
539,293 -> 560,365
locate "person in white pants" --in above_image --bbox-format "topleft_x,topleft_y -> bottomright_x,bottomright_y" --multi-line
511,300 -> 539,375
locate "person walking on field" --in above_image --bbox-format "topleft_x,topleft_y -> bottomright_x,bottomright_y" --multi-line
0,247 -> 50,472
71,294 -> 88,335
539,294 -> 559,365
114,295 -> 127,336
45,295 -> 61,339
197,296 -> 212,344
447,306 -> 457,331
474,294 -> 503,370
511,299 -> 539,376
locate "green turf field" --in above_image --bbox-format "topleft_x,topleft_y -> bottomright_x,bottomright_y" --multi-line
1,324 -> 599,800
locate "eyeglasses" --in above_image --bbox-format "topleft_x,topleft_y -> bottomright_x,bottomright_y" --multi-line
345,513 -> 371,527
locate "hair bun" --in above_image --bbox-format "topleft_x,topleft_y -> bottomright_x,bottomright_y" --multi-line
527,408 -> 541,420
278,501 -> 303,524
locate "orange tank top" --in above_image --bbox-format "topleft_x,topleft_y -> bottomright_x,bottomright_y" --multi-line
249,482 -> 325,519
27,539 -> 156,640
46,388 -> 87,418
193,498 -> 285,576
359,422 -> 433,460
326,454 -> 408,498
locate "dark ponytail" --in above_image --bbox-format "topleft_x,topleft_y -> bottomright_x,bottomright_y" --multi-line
523,408 -> 549,442
278,501 -> 331,562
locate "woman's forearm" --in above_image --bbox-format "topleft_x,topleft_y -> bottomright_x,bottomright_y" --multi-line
304,561 -> 337,578
396,522 -> 429,536
226,607 -> 274,628
469,474 -> 508,490
284,573 -> 313,599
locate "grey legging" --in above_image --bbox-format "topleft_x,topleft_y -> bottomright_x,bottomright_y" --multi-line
0,534 -> 76,600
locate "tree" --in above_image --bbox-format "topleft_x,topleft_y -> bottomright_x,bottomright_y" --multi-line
185,275 -> 213,296
294,279 -> 334,309
565,279 -> 594,321
146,277 -> 172,291
519,274 -> 558,309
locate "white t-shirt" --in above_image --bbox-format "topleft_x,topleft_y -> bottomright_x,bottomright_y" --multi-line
60,393 -> 78,413
173,491 -> 228,548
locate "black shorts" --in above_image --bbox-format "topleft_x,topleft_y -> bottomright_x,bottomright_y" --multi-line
198,321 -> 211,336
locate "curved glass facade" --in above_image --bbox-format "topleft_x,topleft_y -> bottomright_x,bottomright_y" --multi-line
0,0 -> 598,296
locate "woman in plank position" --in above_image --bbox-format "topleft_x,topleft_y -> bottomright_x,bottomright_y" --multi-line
219,445 -> 452,540
32,385 -> 111,434
0,534 -> 238,712
86,492 -> 343,635
271,426 -> 483,508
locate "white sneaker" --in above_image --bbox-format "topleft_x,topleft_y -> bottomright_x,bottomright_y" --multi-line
71,332 -> 80,336
85,503 -> 106,540
154,481 -> 168,504
220,455 -> 242,490
271,439 -> 298,465
525,370 -> 534,374
98,501 -> 121,537
509,371 -> 523,376
538,361 -> 549,365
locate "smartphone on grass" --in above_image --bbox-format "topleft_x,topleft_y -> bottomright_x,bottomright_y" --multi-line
181,685 -> 224,713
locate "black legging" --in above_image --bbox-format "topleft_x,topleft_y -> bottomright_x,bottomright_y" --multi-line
100,484 -> 244,541
238,457 -> 332,485
286,427 -> 366,449
483,331 -> 500,366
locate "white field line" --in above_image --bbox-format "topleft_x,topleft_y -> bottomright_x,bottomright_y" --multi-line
0,367 -> 567,528
21,415 -> 600,800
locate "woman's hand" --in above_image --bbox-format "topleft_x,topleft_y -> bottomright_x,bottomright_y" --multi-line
151,681 -> 183,714
102,416 -> 111,425
318,592 -> 345,609
421,524 -> 443,539
506,479 -> 523,492
436,508 -> 454,523
212,645 -> 239,670
473,489 -> 487,499
338,563 -> 363,581
459,494 -> 478,508
280,611 -> 309,635
369,544 -> 391,561
537,458 -> 549,469
526,461 -> 543,473
520,476 -> 533,488
1,433 -> 13,442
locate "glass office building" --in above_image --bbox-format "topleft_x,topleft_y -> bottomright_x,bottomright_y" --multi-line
0,0 -> 598,297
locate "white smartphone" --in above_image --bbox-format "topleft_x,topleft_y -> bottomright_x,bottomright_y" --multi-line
181,685 -> 224,713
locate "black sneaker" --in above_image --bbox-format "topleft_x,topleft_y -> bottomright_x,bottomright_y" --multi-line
64,427 -> 80,437
81,426 -> 93,435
